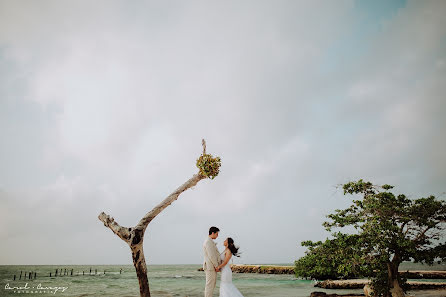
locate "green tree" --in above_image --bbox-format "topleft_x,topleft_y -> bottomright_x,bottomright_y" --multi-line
295,180 -> 446,297
295,233 -> 369,280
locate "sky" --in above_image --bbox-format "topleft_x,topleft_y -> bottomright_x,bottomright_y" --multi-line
0,0 -> 445,265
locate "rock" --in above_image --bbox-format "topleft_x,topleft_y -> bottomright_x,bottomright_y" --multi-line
315,280 -> 368,289
315,279 -> 446,290
230,265 -> 295,274
363,284 -> 372,297
310,292 -> 365,297
407,281 -> 446,290
399,270 -> 446,279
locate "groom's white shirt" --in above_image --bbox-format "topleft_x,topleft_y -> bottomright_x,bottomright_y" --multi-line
203,237 -> 221,271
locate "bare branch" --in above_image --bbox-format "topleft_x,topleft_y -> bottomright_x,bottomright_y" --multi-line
98,212 -> 131,243
135,173 -> 205,232
202,139 -> 206,155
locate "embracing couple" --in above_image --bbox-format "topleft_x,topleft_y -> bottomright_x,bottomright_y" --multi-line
203,226 -> 244,297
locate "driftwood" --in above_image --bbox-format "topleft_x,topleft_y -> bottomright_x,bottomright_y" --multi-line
98,139 -> 214,297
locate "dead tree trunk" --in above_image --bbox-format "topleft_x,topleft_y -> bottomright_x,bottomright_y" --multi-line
98,139 -> 216,297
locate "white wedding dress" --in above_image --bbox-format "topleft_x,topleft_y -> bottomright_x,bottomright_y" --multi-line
219,251 -> 244,297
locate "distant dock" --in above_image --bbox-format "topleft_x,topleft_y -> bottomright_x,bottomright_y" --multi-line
10,267 -> 124,281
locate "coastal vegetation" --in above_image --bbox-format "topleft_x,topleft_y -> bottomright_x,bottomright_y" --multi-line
295,180 -> 446,297
98,140 -> 221,297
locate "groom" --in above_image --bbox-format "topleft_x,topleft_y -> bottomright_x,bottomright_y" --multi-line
203,226 -> 222,297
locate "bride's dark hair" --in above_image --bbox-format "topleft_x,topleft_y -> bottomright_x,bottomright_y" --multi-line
227,238 -> 240,257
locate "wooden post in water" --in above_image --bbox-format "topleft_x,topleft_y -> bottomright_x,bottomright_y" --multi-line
34,272 -> 36,279
20,271 -> 22,280
104,270 -> 106,275
29,272 -> 31,279
13,275 -> 16,281
95,269 -> 97,275
120,268 -> 122,274
55,269 -> 58,276
83,271 -> 84,275
90,268 -> 92,275
71,269 -> 73,276
50,272 -> 52,277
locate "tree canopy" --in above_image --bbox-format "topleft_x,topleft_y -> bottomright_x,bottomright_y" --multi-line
295,180 -> 446,297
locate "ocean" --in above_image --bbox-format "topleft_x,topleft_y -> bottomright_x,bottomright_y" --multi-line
0,263 -> 444,297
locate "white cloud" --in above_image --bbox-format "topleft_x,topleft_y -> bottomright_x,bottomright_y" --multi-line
0,0 -> 445,265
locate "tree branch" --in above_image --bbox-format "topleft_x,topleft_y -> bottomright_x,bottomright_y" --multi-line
135,139 -> 209,232
98,212 -> 132,243
135,173 -> 205,232
202,138 -> 206,155
413,225 -> 433,243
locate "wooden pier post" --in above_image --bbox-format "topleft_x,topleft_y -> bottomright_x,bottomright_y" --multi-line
29,272 -> 31,279
95,269 -> 97,275
50,272 -> 52,277
34,272 -> 36,279
55,269 -> 58,277
19,271 -> 22,280
71,269 -> 73,276
13,275 -> 16,281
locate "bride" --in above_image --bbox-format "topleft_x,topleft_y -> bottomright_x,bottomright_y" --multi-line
216,238 -> 244,297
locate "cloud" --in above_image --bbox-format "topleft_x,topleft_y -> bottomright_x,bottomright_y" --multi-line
0,0 -> 445,265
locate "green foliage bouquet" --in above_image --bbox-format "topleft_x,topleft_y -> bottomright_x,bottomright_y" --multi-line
196,153 -> 221,179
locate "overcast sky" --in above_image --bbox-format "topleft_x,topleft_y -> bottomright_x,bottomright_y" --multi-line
1,0 -> 445,265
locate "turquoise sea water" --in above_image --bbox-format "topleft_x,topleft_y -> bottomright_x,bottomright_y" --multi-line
0,263 -> 444,297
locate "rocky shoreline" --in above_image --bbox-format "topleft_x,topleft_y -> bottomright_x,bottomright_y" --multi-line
201,265 -> 446,279
310,293 -> 364,297
315,279 -> 446,290
309,290 -> 446,297
231,264 -> 295,274
197,264 -> 295,274
400,270 -> 446,279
